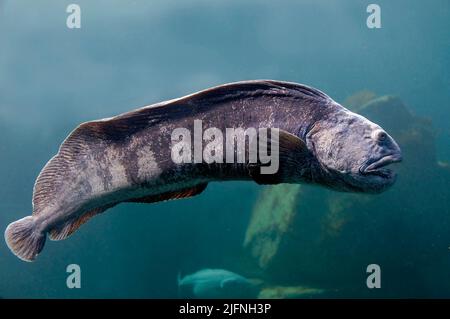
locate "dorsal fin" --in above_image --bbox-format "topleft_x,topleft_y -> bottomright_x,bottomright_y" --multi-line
126,183 -> 208,204
92,80 -> 331,133
177,79 -> 332,106
32,121 -> 111,214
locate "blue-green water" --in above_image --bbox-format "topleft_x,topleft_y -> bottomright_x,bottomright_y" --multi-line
0,0 -> 449,298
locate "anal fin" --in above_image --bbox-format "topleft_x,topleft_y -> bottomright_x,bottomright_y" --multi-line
49,204 -> 115,241
126,183 -> 208,204
48,184 -> 208,241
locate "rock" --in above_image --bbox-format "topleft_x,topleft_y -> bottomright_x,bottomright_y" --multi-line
258,285 -> 325,299
342,90 -> 376,110
243,184 -> 301,269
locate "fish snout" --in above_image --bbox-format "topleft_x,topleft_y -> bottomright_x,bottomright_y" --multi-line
359,151 -> 402,179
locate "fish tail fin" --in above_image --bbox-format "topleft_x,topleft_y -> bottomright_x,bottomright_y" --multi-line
4,216 -> 46,262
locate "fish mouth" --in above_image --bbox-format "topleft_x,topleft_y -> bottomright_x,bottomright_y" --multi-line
360,153 -> 402,179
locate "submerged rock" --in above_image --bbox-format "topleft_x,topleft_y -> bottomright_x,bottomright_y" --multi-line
258,285 -> 325,299
243,184 -> 301,269
243,92 -> 450,297
342,90 -> 376,110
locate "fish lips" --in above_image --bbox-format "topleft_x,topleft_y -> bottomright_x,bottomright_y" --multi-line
359,153 -> 403,179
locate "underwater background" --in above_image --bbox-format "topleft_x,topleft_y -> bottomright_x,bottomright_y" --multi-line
0,0 -> 449,298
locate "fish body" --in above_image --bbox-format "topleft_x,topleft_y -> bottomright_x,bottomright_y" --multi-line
4,80 -> 402,261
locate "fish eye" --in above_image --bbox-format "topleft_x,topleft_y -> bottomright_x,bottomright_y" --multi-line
377,131 -> 387,142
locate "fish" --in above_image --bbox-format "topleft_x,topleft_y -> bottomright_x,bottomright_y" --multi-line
177,268 -> 261,298
4,80 -> 402,262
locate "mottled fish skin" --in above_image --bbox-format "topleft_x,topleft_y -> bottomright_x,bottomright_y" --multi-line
4,80 -> 402,261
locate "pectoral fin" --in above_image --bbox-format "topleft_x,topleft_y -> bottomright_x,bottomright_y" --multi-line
248,129 -> 311,184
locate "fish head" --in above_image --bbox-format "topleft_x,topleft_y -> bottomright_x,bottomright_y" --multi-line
307,107 -> 402,193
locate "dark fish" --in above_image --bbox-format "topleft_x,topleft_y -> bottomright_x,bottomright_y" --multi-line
4,80 -> 402,261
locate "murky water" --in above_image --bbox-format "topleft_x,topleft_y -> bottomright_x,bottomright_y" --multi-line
0,0 -> 449,298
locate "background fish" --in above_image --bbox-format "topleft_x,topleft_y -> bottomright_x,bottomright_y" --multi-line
178,268 -> 261,298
